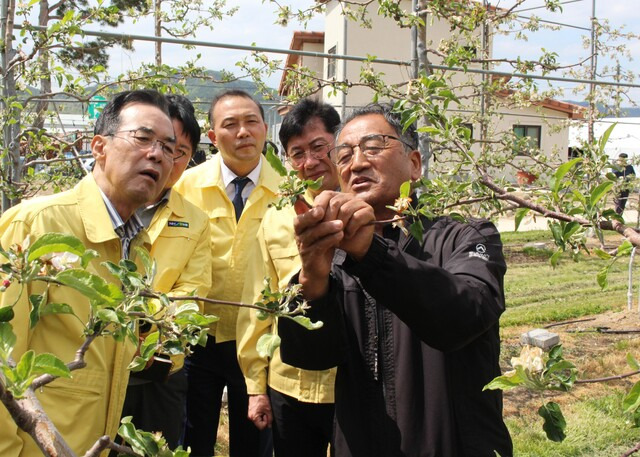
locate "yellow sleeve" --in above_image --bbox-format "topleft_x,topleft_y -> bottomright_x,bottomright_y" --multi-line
0,218 -> 36,456
236,222 -> 276,395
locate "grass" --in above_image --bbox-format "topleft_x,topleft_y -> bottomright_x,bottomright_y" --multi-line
500,229 -> 640,456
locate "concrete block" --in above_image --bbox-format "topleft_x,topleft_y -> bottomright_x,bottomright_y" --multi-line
520,328 -> 560,351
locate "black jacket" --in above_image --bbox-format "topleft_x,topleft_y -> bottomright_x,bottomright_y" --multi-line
279,217 -> 513,457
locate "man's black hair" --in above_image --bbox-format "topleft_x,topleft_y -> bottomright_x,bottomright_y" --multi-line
208,89 -> 265,126
279,98 -> 341,152
337,103 -> 418,151
166,94 -> 201,154
94,90 -> 170,136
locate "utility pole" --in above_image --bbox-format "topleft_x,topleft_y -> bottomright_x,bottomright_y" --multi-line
588,0 -> 597,143
414,0 -> 431,178
155,0 -> 162,66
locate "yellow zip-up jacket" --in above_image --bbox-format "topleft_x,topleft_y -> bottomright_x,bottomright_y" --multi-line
237,203 -> 336,403
146,190 -> 212,371
174,154 -> 281,343
0,175 -> 143,457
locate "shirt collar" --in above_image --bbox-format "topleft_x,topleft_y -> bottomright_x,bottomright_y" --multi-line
97,188 -> 144,247
136,189 -> 171,228
220,156 -> 262,188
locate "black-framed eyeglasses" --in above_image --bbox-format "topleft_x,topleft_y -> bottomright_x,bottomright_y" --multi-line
287,141 -> 331,168
107,128 -> 182,160
328,134 -> 414,168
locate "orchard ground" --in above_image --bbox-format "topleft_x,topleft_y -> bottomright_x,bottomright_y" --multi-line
211,197 -> 640,456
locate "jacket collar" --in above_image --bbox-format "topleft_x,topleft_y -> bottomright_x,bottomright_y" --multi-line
76,174 -> 150,246
76,175 -> 121,244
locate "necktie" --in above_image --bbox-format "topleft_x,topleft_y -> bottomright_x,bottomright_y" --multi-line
232,176 -> 251,222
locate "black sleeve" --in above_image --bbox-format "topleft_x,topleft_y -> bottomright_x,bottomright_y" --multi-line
342,219 -> 506,352
278,273 -> 348,370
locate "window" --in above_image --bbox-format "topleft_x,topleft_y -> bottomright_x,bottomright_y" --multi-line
513,125 -> 541,154
327,46 -> 337,79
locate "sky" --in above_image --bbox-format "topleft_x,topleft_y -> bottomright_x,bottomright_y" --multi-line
102,0 -> 639,104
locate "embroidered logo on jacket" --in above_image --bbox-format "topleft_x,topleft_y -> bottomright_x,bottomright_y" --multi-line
168,221 -> 189,228
469,243 -> 489,261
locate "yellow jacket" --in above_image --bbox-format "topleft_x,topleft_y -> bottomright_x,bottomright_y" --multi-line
237,204 -> 336,404
174,154 -> 281,343
146,190 -> 212,371
0,175 -> 142,456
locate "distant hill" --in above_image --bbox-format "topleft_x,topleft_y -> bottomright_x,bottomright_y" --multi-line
564,100 -> 640,118
24,70 -> 279,118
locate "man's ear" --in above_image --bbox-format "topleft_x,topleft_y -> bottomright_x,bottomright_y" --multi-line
207,129 -> 216,147
409,149 -> 423,181
91,135 -> 107,162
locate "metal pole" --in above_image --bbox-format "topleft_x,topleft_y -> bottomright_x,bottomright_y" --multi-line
14,24 -> 640,91
1,0 -> 18,211
340,15 -> 347,120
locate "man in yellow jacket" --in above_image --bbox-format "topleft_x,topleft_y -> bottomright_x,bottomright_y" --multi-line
174,90 -> 280,457
118,94 -> 212,449
237,99 -> 340,457
0,89 -> 176,456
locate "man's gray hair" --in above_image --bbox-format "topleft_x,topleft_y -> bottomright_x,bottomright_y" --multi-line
336,103 -> 418,151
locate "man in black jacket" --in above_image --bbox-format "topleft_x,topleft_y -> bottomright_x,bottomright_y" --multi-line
279,103 -> 513,457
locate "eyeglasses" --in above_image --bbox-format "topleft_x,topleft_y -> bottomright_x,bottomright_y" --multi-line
107,128 -> 181,160
287,141 -> 331,168
329,134 -> 414,168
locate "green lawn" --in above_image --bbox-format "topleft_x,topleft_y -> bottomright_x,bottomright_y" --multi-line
500,230 -> 640,456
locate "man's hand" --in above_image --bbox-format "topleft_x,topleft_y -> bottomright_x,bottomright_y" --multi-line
322,192 -> 375,261
295,191 -> 375,299
248,394 -> 272,430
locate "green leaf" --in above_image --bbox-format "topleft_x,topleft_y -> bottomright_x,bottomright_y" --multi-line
289,315 -> 323,330
133,246 -> 154,279
628,353 -> 640,371
593,248 -> 612,260
598,123 -> 616,155
40,303 -> 74,317
514,208 -> 530,232
589,181 -> 614,207
257,333 -> 281,358
618,240 -> 634,256
624,381 -> 640,413
266,147 -> 287,177
0,306 -> 15,323
128,356 -> 148,372
483,372 -> 523,391
33,353 -> 71,378
96,308 -> 121,324
538,401 -> 566,442
550,158 -> 582,193
15,350 -> 35,382
399,181 -> 411,198
55,269 -> 124,307
0,322 -> 16,359
549,249 -> 562,268
596,266 -> 610,290
140,332 -> 160,360
408,221 -> 424,241
28,294 -> 46,329
80,249 -> 99,269
27,233 -> 85,262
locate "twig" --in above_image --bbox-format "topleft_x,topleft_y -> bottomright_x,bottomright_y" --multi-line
31,332 -> 98,389
576,369 -> 640,384
83,435 -> 138,457
543,317 -> 596,329
621,441 -> 640,457
139,291 -> 278,313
